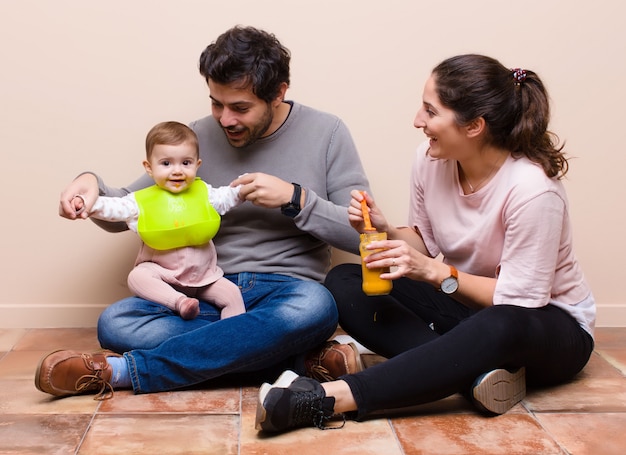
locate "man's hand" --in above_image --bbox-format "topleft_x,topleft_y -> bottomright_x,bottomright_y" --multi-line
58,173 -> 99,219
230,172 -> 296,208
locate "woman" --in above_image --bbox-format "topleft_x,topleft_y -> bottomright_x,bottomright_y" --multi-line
255,54 -> 595,433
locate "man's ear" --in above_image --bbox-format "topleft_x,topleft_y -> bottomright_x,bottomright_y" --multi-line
466,117 -> 486,138
273,82 -> 289,106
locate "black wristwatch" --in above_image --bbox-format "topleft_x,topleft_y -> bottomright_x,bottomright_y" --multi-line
281,183 -> 302,218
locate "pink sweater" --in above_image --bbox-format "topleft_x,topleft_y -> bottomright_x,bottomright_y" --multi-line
408,141 -> 595,335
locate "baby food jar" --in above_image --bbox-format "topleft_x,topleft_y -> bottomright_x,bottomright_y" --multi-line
359,231 -> 393,296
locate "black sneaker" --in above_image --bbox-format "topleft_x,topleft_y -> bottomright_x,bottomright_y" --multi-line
472,367 -> 526,415
255,370 -> 343,432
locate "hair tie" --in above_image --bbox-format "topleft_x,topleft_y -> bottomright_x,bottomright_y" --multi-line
512,68 -> 527,85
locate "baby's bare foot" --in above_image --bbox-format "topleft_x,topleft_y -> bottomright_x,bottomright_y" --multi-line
176,297 -> 200,320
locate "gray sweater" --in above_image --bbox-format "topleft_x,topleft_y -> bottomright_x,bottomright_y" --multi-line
93,102 -> 371,282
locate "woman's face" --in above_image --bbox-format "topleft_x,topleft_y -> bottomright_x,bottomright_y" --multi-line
413,75 -> 467,159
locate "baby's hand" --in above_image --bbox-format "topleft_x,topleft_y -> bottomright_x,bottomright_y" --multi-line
71,195 -> 87,216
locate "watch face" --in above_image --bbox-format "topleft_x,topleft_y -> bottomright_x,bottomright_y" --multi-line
281,204 -> 300,218
441,277 -> 458,294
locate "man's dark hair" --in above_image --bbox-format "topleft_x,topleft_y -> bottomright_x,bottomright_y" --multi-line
199,26 -> 291,103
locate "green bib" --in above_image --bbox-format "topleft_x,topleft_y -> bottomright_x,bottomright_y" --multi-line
134,178 -> 220,250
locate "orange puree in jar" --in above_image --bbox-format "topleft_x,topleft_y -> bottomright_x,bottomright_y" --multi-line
359,231 -> 392,296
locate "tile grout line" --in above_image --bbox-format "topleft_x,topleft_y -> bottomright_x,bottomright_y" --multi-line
388,417 -> 407,455
75,403 -> 102,455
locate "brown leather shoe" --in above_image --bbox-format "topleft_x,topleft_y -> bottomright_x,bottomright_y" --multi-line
35,350 -> 122,400
305,340 -> 363,382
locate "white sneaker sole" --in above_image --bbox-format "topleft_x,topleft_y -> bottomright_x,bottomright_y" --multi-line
472,367 -> 526,415
333,335 -> 375,355
255,370 -> 299,430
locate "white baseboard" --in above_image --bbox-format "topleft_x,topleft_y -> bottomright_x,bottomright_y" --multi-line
1,303 -> 625,328
594,303 -> 626,328
0,304 -> 106,328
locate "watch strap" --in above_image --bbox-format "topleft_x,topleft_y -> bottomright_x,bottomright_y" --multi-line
439,264 -> 459,294
280,183 -> 302,217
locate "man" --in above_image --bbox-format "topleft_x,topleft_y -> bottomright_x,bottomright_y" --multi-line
36,26 -> 369,399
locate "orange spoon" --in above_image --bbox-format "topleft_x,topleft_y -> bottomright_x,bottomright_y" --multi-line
360,191 -> 376,231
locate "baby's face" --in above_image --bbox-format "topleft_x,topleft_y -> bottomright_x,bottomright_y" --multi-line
144,141 -> 201,193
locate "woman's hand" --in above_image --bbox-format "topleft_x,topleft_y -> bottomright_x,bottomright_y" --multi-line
366,238 -> 497,310
348,190 -> 390,233
58,173 -> 99,220
363,238 -> 434,281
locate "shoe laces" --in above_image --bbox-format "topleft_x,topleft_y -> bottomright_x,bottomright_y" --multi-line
74,354 -> 114,401
292,390 -> 345,430
307,342 -> 339,382
307,365 -> 335,382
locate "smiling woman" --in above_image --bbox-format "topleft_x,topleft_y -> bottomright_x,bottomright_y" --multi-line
256,53 -> 596,434
415,74 -> 510,195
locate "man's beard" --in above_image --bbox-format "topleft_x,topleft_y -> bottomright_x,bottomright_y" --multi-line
223,106 -> 273,148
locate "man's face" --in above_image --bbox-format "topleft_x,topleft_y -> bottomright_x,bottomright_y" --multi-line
208,80 -> 275,148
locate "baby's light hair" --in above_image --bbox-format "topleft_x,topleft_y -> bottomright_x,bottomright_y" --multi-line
145,121 -> 199,159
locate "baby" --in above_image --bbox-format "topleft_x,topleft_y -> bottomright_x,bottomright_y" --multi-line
72,121 -> 245,320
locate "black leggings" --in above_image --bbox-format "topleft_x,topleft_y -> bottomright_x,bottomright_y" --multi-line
325,264 -> 594,419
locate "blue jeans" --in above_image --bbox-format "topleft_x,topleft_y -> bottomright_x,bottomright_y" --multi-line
97,273 -> 338,393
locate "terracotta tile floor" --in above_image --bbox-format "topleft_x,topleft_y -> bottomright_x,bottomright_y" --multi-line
1,327 -> 625,454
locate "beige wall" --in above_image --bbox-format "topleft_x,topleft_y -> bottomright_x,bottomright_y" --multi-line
1,0 -> 624,328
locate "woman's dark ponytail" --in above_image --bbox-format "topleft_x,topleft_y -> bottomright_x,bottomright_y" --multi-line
433,55 -> 568,178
